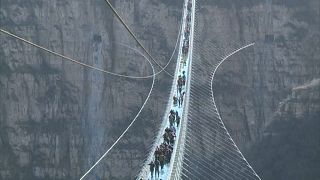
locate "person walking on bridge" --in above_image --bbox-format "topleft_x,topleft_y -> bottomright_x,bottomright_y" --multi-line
176,115 -> 181,127
159,153 -> 165,171
163,132 -> 170,144
173,96 -> 178,106
148,160 -> 155,178
178,76 -> 183,96
177,76 -> 183,96
169,113 -> 175,127
182,71 -> 186,86
178,86 -> 182,96
179,93 -> 184,108
155,159 -> 160,178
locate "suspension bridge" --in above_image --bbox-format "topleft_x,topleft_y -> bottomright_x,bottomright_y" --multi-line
138,0 -> 260,179
0,0 -> 261,179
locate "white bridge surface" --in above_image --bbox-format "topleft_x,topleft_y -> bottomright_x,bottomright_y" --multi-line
138,0 -> 261,179
0,0 -> 262,179
138,0 -> 195,179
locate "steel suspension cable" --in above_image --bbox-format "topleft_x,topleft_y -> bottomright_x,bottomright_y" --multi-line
181,6 -> 260,177
0,2 -> 185,180
184,124 -> 259,179
0,25 -> 157,179
210,43 -> 261,180
0,28 -> 153,79
103,0 -> 173,78
0,26 -> 180,79
79,44 -> 156,180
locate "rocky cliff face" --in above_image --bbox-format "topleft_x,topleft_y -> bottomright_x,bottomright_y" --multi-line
1,0 -> 319,179
0,0 -> 182,179
246,79 -> 320,180
193,0 -> 320,179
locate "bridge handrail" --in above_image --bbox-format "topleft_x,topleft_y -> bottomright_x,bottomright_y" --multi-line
137,2 -> 186,179
168,0 -> 196,179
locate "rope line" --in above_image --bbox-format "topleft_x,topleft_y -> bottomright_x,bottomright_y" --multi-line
0,28 -> 157,179
185,121 -> 259,179
136,0 -> 187,176
0,27 -> 180,79
0,2 -> 184,178
78,15 -> 177,178
103,0 -> 173,77
0,1 -> 185,179
179,2 -> 260,177
0,28 -> 147,79
79,42 -> 156,180
210,43 -> 261,180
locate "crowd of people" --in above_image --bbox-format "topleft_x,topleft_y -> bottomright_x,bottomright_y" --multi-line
148,0 -> 193,179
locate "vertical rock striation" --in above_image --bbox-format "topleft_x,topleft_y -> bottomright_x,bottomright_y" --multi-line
0,0 -> 182,179
1,0 -> 319,179
194,0 -> 320,179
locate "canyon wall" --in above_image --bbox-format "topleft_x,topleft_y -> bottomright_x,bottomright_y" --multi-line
1,0 -> 319,179
0,0 -> 182,179
194,0 -> 320,179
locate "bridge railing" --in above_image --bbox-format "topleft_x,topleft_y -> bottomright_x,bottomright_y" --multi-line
168,0 -> 196,179
137,0 -> 196,179
137,2 -> 187,180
